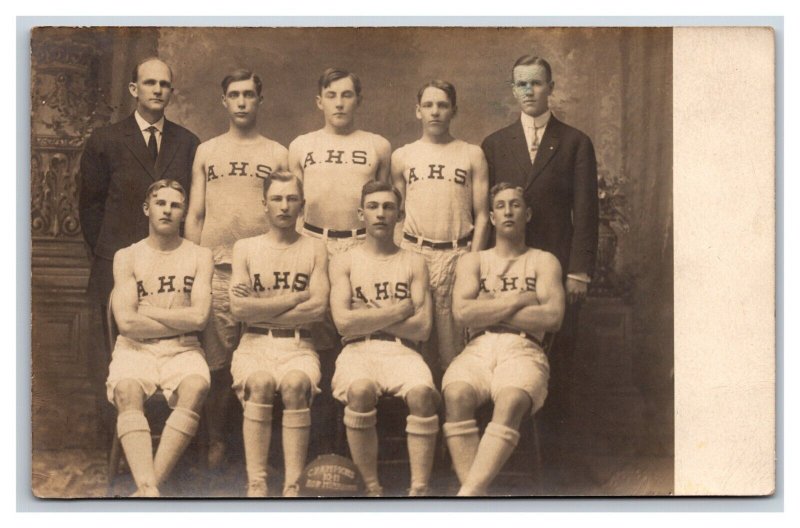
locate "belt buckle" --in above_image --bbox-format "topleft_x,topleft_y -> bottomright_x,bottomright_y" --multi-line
452,239 -> 458,250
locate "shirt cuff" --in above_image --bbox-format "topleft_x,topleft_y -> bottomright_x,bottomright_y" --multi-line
567,273 -> 591,283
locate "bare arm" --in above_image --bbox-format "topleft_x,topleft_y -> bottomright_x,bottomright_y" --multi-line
452,252 -> 532,328
228,239 -> 308,323
111,249 -> 181,339
390,148 -> 407,209
287,138 -> 305,182
469,145 -> 490,251
268,240 -> 330,326
374,136 -> 392,183
329,252 -> 413,337
505,252 -> 565,334
383,254 -> 432,342
137,247 -> 214,332
184,143 -> 207,244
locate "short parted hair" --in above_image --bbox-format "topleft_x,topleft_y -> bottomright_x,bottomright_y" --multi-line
221,69 -> 263,96
416,80 -> 457,107
144,179 -> 186,203
360,180 -> 403,209
262,170 -> 304,199
318,68 -> 362,97
489,182 -> 526,208
130,57 -> 173,83
511,55 -> 553,83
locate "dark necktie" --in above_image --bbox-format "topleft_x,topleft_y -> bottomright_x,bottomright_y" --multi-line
146,126 -> 159,161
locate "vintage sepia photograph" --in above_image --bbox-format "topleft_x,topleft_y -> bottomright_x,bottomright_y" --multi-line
30,25 -> 677,499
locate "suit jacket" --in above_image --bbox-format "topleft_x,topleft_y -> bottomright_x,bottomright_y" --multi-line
79,113 -> 200,302
481,115 -> 598,278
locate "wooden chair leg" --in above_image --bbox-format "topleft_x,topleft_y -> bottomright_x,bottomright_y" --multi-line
107,433 -> 122,496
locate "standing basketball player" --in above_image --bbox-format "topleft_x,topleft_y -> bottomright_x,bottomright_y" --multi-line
185,69 -> 289,468
228,170 -> 329,497
391,80 -> 490,377
329,181 -> 439,497
442,182 -> 565,496
107,179 -> 213,497
288,68 -> 391,256
288,68 -> 391,451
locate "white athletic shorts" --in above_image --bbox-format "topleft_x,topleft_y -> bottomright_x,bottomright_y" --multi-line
231,332 -> 322,403
106,334 -> 211,409
331,339 -> 436,403
442,332 -> 550,415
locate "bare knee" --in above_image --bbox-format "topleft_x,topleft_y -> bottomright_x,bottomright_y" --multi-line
245,371 -> 276,404
280,371 -> 312,410
405,385 -> 440,417
346,379 -> 378,412
444,382 -> 478,422
113,379 -> 146,412
492,387 -> 531,429
175,375 -> 210,411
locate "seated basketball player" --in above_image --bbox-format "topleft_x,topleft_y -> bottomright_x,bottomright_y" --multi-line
106,179 -> 213,497
228,170 -> 329,498
329,181 -> 439,497
442,182 -> 565,496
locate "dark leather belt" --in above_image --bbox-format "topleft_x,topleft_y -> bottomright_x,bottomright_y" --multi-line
136,331 -> 200,344
304,222 -> 366,239
403,231 -> 472,250
246,327 -> 313,339
343,332 -> 419,351
470,326 -> 543,348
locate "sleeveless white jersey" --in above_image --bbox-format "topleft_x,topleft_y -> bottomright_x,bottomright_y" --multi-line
397,139 -> 475,242
290,129 -> 385,231
125,238 -> 203,309
344,246 -> 414,339
240,234 -> 317,331
471,247 -> 544,342
199,134 -> 288,265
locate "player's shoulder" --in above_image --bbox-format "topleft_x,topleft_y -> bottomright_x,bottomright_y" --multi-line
530,247 -> 561,269
457,250 -> 482,268
360,130 -> 391,150
329,248 -> 353,271
197,133 -> 226,154
288,130 -> 318,149
403,249 -> 429,272
232,233 -> 261,252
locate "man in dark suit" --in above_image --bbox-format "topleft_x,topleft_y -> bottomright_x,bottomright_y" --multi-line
481,54 -> 598,489
79,57 -> 200,432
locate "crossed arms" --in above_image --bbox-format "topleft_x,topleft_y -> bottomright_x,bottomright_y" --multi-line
111,246 -> 214,339
228,239 -> 330,326
329,251 -> 432,343
452,251 -> 565,335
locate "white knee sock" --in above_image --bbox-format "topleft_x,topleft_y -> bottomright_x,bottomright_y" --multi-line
344,407 -> 380,492
406,414 -> 439,491
443,419 -> 480,484
153,407 -> 200,486
242,401 -> 273,484
282,408 -> 311,489
458,421 -> 520,496
117,410 -> 155,489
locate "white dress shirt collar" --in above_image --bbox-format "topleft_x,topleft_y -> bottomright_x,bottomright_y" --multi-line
134,111 -> 165,134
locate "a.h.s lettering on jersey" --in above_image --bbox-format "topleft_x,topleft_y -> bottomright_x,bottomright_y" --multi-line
137,274 -> 195,299
479,275 -> 537,294
251,271 -> 310,292
302,150 -> 370,168
353,281 -> 410,305
406,163 -> 468,186
206,161 -> 275,181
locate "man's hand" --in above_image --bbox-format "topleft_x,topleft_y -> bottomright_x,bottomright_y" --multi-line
566,277 -> 588,305
231,283 -> 253,298
514,290 -> 540,309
